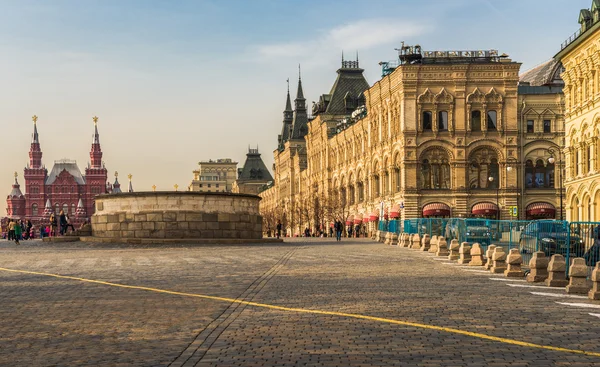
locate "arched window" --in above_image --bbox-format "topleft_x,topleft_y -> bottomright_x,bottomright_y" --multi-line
374,175 -> 380,197
525,160 -> 534,188
535,160 -> 545,187
349,185 -> 355,205
419,149 -> 451,189
55,203 -> 60,214
471,110 -> 482,131
358,182 -> 364,202
71,203 -> 76,215
383,170 -> 389,194
438,111 -> 448,131
423,111 -> 432,130
62,203 -> 68,214
467,148 -> 499,189
394,167 -> 400,191
487,110 -> 497,130
32,203 -> 38,216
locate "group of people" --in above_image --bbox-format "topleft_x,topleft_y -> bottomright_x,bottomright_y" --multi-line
6,219 -> 33,244
274,219 -> 366,241
46,210 -> 75,237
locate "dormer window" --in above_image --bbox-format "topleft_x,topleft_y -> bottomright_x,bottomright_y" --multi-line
423,111 -> 433,130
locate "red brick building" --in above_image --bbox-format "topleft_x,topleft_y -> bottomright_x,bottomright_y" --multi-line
5,116 -> 109,228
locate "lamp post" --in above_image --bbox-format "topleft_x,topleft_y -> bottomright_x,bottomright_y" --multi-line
488,176 -> 499,220
546,147 -> 563,221
506,157 -> 519,220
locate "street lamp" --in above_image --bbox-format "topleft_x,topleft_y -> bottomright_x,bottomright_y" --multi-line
488,176 -> 499,220
546,147 -> 563,221
506,156 -> 520,220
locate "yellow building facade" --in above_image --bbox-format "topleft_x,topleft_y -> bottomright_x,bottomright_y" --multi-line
555,1 -> 600,221
261,47 -> 566,236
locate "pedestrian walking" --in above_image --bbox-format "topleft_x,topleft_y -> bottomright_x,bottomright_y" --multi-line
49,213 -> 57,237
59,210 -> 67,235
276,220 -> 282,239
65,215 -> 75,233
8,220 -> 15,241
13,220 -> 21,245
334,220 -> 343,242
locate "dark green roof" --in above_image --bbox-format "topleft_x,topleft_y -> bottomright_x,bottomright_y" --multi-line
237,148 -> 273,182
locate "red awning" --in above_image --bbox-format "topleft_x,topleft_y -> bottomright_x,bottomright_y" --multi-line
472,202 -> 498,215
422,203 -> 451,217
526,202 -> 556,217
354,214 -> 363,224
369,211 -> 379,221
363,215 -> 370,223
345,215 -> 354,226
389,204 -> 401,218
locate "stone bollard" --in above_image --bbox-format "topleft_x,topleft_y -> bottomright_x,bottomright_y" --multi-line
589,263 -> 600,300
526,251 -> 549,283
566,258 -> 591,294
398,233 -> 405,247
420,234 -> 431,251
545,254 -> 569,287
468,243 -> 485,266
457,242 -> 472,264
379,231 -> 387,243
448,239 -> 460,260
484,245 -> 497,270
384,231 -> 391,245
402,233 -> 410,247
428,236 -> 439,253
411,234 -> 421,249
504,249 -> 524,277
436,238 -> 449,257
390,232 -> 399,246
490,247 -> 507,274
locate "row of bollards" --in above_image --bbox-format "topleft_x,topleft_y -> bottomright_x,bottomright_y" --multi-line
392,232 -> 600,301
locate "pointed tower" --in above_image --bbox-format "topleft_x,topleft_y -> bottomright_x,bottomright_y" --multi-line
23,115 -> 48,219
84,116 -> 108,217
112,172 -> 122,194
75,198 -> 86,218
128,174 -> 134,193
290,65 -> 309,140
278,79 -> 294,150
6,172 -> 26,218
43,198 -> 53,217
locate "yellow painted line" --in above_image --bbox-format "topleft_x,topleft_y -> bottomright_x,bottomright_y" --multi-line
1,266 -> 599,357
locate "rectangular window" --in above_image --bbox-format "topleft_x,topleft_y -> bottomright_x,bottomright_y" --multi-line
199,184 -> 203,188
487,110 -> 497,130
543,119 -> 551,133
422,111 -> 432,130
471,110 -> 481,131
216,184 -> 220,188
438,111 -> 448,131
208,184 -> 211,188
527,120 -> 534,133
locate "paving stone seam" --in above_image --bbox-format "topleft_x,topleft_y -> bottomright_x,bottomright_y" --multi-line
167,246 -> 301,367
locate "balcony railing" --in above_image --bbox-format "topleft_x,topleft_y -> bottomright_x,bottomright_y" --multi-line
561,29 -> 582,50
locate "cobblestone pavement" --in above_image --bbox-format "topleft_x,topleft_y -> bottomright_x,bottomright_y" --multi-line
1,238 -> 600,366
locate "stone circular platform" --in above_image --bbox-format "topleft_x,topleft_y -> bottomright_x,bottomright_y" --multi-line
90,191 -> 270,242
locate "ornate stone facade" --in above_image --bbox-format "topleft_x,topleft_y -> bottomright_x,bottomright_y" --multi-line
188,159 -> 238,193
5,116 -> 109,228
261,46 -> 567,235
555,1 -> 600,221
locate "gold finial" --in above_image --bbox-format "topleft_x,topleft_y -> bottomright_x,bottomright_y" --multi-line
32,115 -> 38,124
174,184 -> 179,191
114,171 -> 118,178
93,116 -> 98,124
14,171 -> 18,178
128,174 -> 132,181
152,185 -> 156,192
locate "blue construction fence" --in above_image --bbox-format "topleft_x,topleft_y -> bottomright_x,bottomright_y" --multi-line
377,218 -> 600,276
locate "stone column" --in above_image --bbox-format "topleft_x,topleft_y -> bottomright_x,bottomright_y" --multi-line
490,247 -> 507,274
411,234 -> 421,249
545,254 -> 569,287
421,234 -> 431,251
484,244 -> 497,270
566,258 -> 591,294
448,239 -> 460,260
436,238 -> 449,257
589,263 -> 600,300
468,243 -> 485,266
504,249 -> 524,278
457,242 -> 472,264
429,236 -> 439,253
526,251 -> 549,283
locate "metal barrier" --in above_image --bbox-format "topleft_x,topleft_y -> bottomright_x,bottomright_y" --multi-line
568,222 -> 600,277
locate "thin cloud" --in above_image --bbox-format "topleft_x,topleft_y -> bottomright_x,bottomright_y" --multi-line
254,18 -> 428,65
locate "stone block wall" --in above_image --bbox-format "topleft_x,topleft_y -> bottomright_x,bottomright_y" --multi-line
91,192 -> 262,240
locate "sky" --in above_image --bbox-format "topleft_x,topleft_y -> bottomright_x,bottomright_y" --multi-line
0,0 -> 591,215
